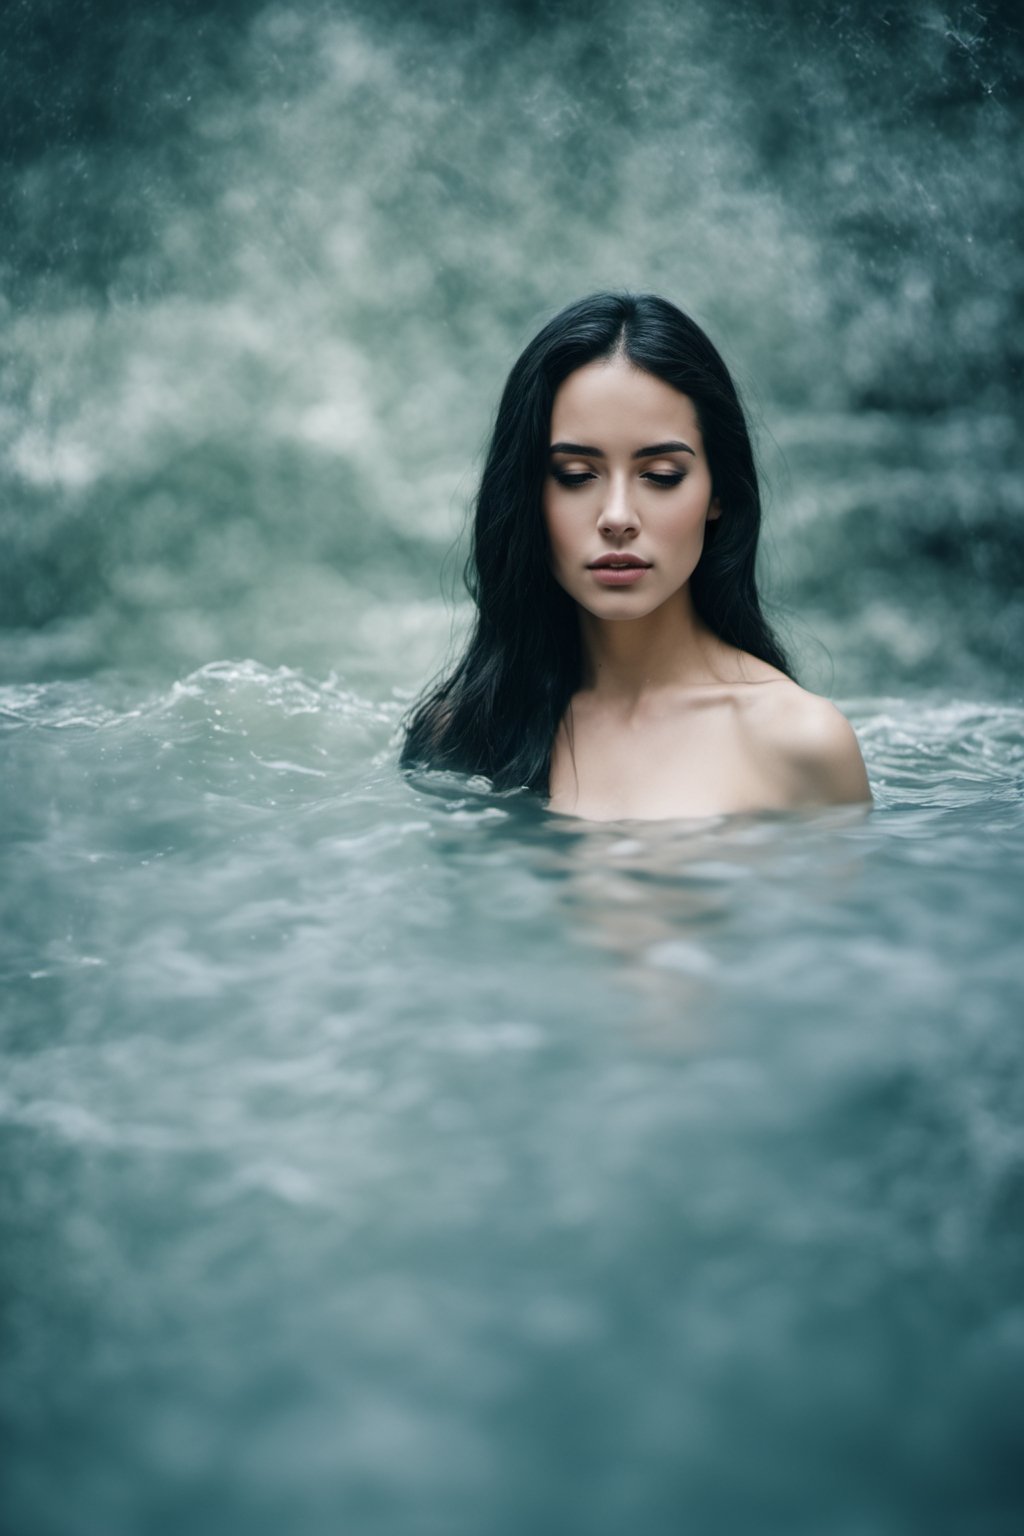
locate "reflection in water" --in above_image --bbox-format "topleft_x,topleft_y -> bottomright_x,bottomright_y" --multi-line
483,803 -> 875,1048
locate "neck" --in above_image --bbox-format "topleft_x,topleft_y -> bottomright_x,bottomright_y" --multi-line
576,587 -> 721,703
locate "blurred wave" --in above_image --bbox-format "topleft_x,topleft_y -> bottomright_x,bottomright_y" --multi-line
3,660 -> 1022,812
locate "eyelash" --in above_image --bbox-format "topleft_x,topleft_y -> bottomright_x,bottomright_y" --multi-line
552,471 -> 685,489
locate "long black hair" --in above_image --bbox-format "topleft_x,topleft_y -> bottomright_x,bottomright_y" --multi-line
398,290 -> 792,794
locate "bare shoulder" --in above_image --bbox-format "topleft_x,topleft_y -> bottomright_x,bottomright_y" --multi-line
741,677 -> 873,807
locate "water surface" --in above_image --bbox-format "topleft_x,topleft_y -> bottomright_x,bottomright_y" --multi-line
2,665 -> 1022,1533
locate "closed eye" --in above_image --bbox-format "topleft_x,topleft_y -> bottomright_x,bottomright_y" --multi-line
553,470 -> 685,488
552,470 -> 595,487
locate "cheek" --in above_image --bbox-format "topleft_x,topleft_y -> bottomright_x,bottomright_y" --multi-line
671,488 -> 715,540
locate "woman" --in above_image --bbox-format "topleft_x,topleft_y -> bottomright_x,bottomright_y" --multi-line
399,291 -> 871,821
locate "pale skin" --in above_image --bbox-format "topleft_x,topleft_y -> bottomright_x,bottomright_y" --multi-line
542,354 -> 872,822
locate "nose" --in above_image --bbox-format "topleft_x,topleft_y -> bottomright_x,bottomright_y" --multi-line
597,472 -> 638,538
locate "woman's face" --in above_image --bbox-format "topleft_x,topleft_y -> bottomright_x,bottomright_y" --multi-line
542,354 -> 720,619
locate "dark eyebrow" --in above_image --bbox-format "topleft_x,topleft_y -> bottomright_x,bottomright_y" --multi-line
633,440 -> 695,459
549,442 -> 603,457
549,440 -> 695,458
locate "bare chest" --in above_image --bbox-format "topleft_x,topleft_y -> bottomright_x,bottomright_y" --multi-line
545,702 -> 791,822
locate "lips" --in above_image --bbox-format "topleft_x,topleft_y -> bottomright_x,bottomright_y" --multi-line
587,555 -> 652,569
588,564 -> 650,586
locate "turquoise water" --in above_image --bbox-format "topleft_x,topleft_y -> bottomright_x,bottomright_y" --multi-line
3,0 -> 1023,1530
2,667 -> 1023,1532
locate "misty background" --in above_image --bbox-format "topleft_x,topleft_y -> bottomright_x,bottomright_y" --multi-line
2,0 -> 1021,699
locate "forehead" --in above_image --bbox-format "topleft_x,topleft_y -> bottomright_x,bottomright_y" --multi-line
550,356 -> 702,446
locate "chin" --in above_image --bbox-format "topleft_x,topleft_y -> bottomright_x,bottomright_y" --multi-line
584,595 -> 661,619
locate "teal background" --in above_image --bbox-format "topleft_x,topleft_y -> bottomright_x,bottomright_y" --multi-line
2,5 -> 1023,1534
2,0 -> 1022,695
